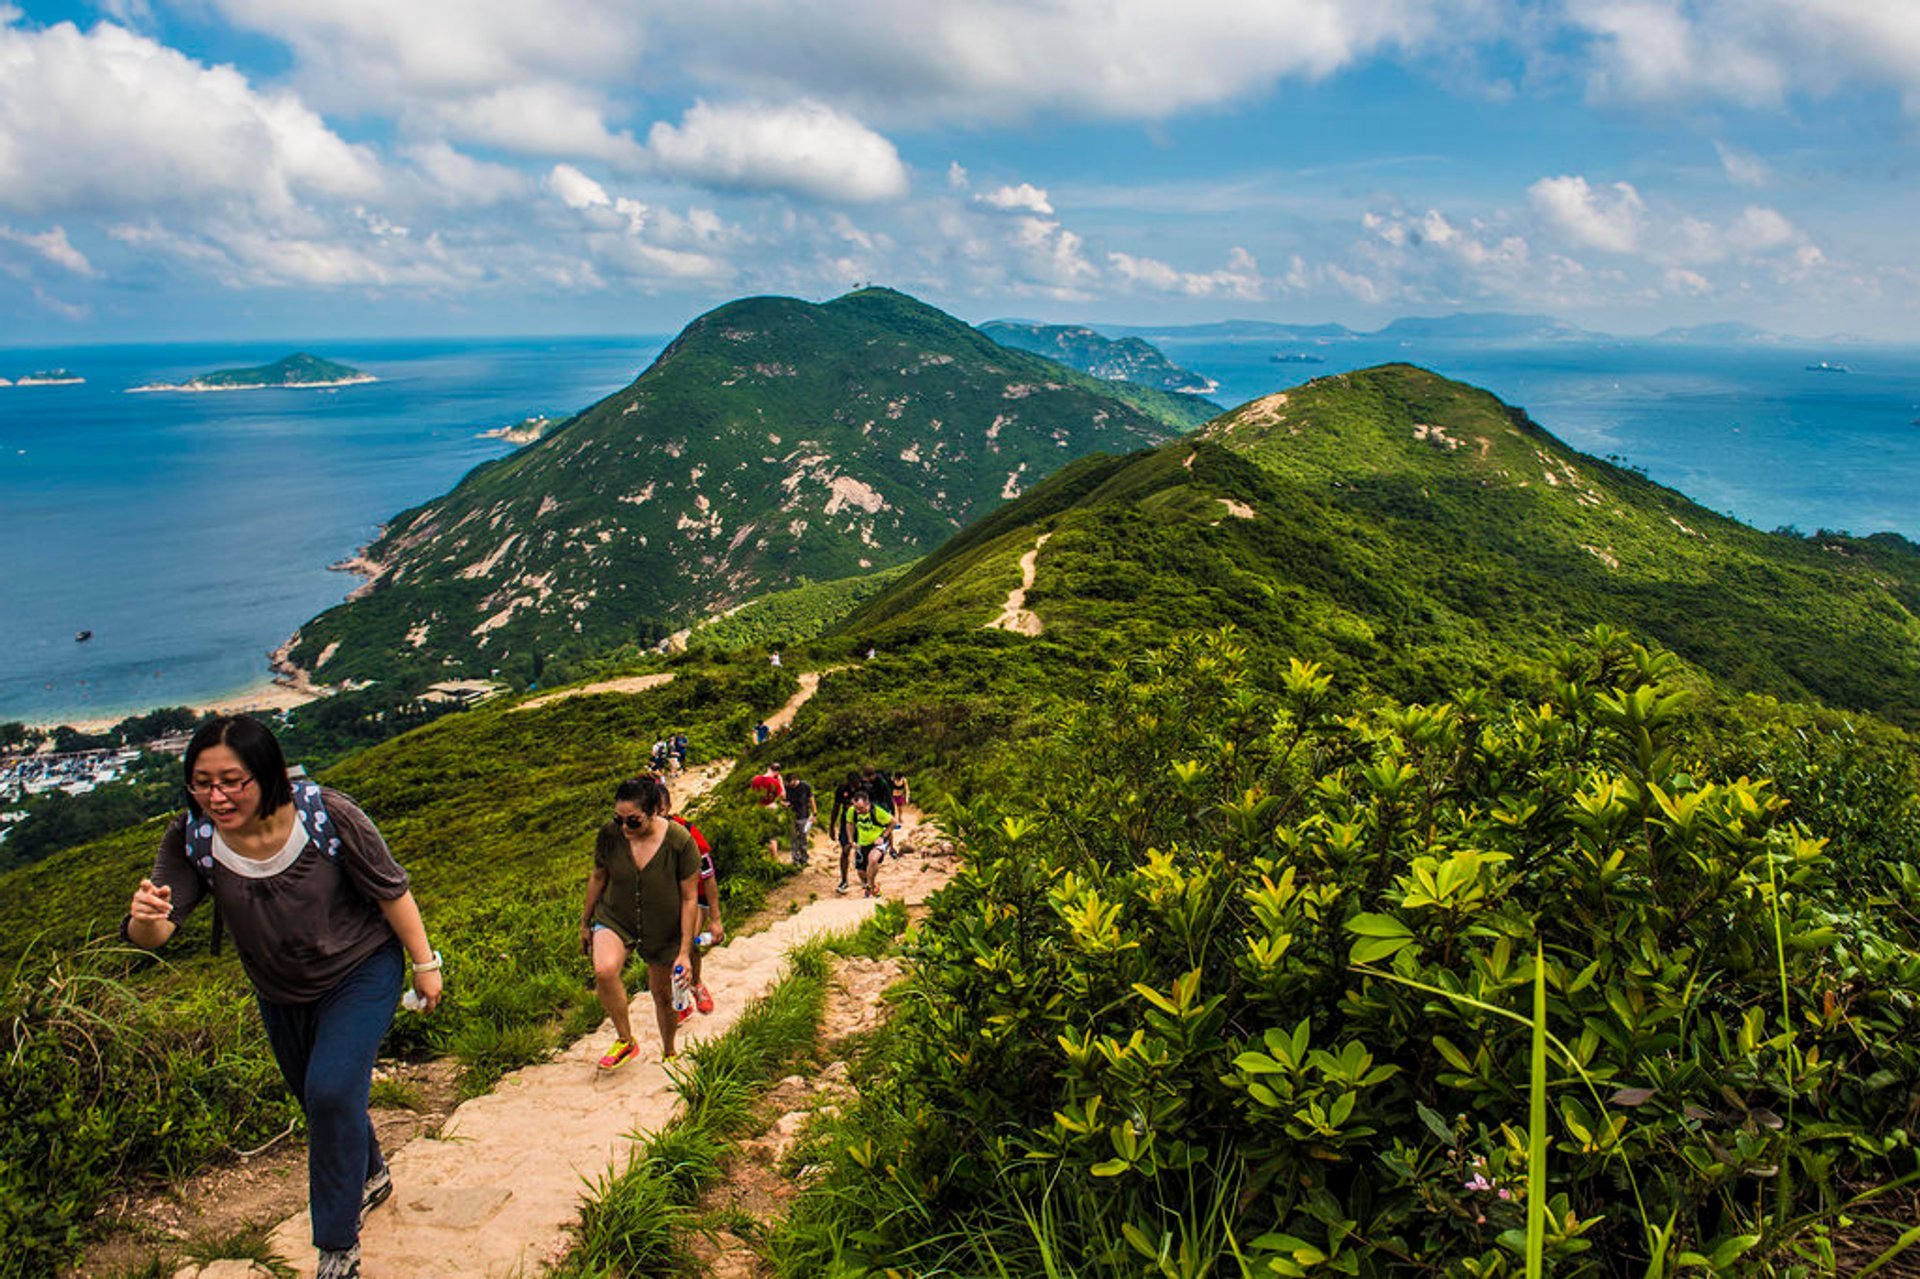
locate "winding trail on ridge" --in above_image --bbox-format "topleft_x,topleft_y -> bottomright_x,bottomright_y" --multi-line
986,531 -> 1053,636
259,669 -> 944,1279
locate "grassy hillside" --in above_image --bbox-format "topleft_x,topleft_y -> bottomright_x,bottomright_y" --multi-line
284,288 -> 1198,691
0,661 -> 802,1274
843,364 -> 1920,730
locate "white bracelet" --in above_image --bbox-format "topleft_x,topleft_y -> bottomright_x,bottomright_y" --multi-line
411,949 -> 443,973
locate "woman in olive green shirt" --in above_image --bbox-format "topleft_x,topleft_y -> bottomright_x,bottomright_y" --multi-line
580,774 -> 700,1068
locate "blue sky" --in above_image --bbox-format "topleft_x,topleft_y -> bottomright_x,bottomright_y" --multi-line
2,0 -> 1918,343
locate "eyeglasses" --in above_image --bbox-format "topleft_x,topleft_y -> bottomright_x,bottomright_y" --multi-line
614,813 -> 652,829
189,775 -> 255,799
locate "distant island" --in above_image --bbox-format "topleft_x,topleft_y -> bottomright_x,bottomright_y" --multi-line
1270,352 -> 1325,365
129,352 -> 376,393
2,370 -> 85,387
477,415 -> 556,445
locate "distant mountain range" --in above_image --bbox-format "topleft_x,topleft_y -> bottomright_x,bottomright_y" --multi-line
1102,311 -> 1881,347
978,321 -> 1220,395
283,289 -> 1204,687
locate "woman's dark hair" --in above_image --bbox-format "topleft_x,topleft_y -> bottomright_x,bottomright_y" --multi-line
183,715 -> 295,819
615,774 -> 670,816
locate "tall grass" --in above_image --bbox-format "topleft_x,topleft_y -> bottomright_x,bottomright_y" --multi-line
549,939 -> 833,1278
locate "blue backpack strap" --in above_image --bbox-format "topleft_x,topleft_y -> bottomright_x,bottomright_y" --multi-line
289,780 -> 345,863
179,777 -> 343,954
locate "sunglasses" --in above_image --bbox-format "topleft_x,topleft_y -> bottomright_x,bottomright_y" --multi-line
614,813 -> 653,829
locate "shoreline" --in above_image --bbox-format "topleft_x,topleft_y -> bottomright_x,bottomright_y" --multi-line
20,675 -> 324,736
126,375 -> 380,394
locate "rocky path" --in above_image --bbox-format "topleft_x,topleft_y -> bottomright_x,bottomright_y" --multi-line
244,670 -> 928,1279
986,532 -> 1052,636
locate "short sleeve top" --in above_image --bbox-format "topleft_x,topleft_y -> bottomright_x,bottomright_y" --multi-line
146,789 -> 409,1004
591,819 -> 699,965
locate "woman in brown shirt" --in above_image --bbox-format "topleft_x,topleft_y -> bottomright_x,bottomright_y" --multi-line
580,773 -> 700,1068
123,715 -> 441,1279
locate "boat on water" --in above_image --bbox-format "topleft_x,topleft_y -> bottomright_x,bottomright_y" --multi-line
75,629 -> 93,642
1270,352 -> 1325,365
1804,361 -> 1850,373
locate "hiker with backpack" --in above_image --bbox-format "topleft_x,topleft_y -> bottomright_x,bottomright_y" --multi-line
664,791 -> 722,1018
848,789 -> 897,899
121,715 -> 440,1279
580,774 -> 700,1071
828,772 -> 862,895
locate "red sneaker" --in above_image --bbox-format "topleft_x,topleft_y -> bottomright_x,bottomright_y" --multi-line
694,983 -> 714,1014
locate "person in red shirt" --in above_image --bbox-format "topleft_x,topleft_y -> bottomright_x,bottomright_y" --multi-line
748,763 -> 785,807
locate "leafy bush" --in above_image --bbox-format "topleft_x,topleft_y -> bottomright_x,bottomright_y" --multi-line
778,628 -> 1920,1276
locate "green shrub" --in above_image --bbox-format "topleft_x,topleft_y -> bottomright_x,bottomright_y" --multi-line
778,628 -> 1920,1276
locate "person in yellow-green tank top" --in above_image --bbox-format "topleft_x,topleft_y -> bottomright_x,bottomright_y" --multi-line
848,789 -> 896,899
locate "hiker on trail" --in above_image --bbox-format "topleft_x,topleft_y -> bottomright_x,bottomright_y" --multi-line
827,773 -> 859,894
664,796 -> 721,1018
649,739 -> 669,774
861,763 -> 895,812
671,732 -> 689,772
754,720 -> 771,745
580,774 -> 700,1070
892,770 -> 912,826
121,715 -> 441,1279
749,762 -> 785,808
749,762 -> 786,857
785,773 -> 817,867
770,649 -> 782,667
849,790 -> 897,899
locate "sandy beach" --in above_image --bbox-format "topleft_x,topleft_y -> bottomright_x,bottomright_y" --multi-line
24,678 -> 324,735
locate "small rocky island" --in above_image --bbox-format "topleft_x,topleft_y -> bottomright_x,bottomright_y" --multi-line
1,369 -> 85,387
130,352 -> 376,393
478,415 -> 556,445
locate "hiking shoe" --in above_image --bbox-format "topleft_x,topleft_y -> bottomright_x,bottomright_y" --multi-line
360,1165 -> 392,1221
834,881 -> 849,895
677,1000 -> 695,1025
694,983 -> 714,1014
316,1245 -> 360,1279
597,1038 -> 639,1071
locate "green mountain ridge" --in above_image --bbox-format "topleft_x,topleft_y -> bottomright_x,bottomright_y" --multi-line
285,289 -> 1197,689
978,320 -> 1220,396
844,363 -> 1920,728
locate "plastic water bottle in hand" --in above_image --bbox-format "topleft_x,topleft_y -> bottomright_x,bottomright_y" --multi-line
401,989 -> 428,1013
695,930 -> 714,950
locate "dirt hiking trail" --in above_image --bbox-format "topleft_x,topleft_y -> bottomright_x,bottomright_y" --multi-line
986,532 -> 1052,635
222,671 -> 950,1279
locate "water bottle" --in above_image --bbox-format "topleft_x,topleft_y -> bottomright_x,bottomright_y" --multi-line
671,964 -> 693,1018
400,989 -> 427,1013
695,930 -> 714,950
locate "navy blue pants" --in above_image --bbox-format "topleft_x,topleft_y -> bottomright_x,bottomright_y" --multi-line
256,941 -> 402,1251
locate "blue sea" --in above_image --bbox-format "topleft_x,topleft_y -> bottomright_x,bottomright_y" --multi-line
2,330 -> 1916,725
0,338 -> 663,724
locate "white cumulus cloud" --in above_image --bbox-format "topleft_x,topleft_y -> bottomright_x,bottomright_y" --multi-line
658,0 -> 1483,125
1528,175 -> 1646,254
646,100 -> 909,203
1107,246 -> 1264,298
431,84 -> 646,166
0,17 -> 381,218
0,224 -> 95,275
977,183 -> 1055,215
